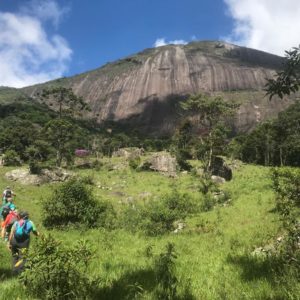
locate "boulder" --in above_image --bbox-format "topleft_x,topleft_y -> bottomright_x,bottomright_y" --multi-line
112,147 -> 144,159
173,221 -> 186,233
211,175 -> 226,184
210,157 -> 232,181
41,168 -> 72,182
142,152 -> 177,176
5,168 -> 44,185
5,168 -> 72,185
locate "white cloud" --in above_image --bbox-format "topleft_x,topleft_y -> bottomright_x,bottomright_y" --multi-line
20,0 -> 70,28
0,1 -> 72,88
154,38 -> 188,48
223,0 -> 300,56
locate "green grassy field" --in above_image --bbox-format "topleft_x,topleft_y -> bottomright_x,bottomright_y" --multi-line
0,159 -> 298,299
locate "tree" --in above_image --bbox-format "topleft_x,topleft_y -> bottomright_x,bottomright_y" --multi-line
43,119 -> 76,167
41,87 -> 89,119
171,120 -> 193,170
0,119 -> 39,160
39,87 -> 90,167
266,45 -> 300,99
180,94 -> 238,171
234,101 -> 300,167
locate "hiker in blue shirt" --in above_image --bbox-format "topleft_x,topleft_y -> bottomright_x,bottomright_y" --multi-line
9,211 -> 39,274
3,197 -> 16,211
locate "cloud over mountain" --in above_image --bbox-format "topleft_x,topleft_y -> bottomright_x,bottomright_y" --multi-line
0,0 -> 72,88
224,0 -> 300,56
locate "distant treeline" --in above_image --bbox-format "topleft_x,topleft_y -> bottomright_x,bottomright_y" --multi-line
1,96 -> 299,168
0,99 -> 170,167
230,100 -> 300,167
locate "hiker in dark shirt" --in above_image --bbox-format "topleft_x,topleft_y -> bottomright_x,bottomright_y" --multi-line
2,186 -> 15,205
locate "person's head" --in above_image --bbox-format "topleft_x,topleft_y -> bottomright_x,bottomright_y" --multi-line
19,211 -> 29,220
6,197 -> 12,202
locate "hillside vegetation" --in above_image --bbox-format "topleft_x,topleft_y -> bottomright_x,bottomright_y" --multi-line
0,156 -> 299,299
0,43 -> 299,300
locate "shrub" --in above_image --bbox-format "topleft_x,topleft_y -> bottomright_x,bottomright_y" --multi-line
137,160 -> 152,171
129,156 -> 141,170
29,159 -> 42,174
20,235 -> 99,300
75,149 -> 89,157
164,190 -> 198,215
119,205 -> 145,233
175,150 -> 192,171
42,178 -> 116,228
201,193 -> 216,212
91,159 -> 102,170
121,190 -> 198,236
269,167 -> 300,283
3,149 -> 21,166
85,200 -> 116,229
141,192 -> 193,236
271,167 -> 300,207
198,176 -> 218,195
154,243 -> 178,300
79,175 -> 95,185
142,202 -> 178,236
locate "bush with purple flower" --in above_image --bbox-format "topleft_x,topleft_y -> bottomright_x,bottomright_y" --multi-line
75,149 -> 89,157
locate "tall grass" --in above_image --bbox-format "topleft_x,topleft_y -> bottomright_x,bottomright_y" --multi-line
0,162 -> 298,299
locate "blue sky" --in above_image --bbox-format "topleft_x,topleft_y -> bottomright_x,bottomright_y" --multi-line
0,0 -> 299,87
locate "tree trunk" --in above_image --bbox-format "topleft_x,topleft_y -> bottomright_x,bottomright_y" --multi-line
207,132 -> 213,171
56,137 -> 62,167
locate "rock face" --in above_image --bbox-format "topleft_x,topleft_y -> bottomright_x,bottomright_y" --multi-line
23,41 -> 295,135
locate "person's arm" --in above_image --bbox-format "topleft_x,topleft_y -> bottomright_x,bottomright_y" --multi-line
9,222 -> 16,242
31,221 -> 39,237
1,227 -> 5,239
1,217 -> 8,239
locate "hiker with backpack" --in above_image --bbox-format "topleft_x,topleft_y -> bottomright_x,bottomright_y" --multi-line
1,208 -> 18,242
0,206 -> 11,232
3,197 -> 16,211
0,200 -> 16,229
9,211 -> 39,274
2,186 -> 15,205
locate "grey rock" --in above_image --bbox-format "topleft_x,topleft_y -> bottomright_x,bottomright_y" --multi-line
5,168 -> 72,185
142,152 -> 177,176
211,175 -> 226,184
112,147 -> 144,159
173,221 -> 186,233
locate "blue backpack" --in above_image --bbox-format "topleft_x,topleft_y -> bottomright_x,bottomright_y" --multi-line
15,220 -> 30,240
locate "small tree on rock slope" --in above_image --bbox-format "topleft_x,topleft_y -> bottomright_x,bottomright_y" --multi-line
180,94 -> 239,172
